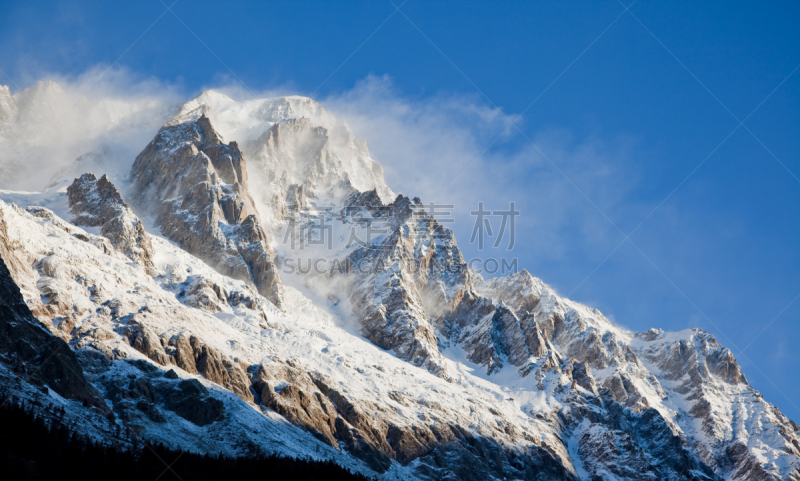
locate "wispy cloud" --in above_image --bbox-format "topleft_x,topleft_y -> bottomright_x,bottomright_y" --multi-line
0,70 -> 650,292
321,75 -> 648,270
0,66 -> 182,190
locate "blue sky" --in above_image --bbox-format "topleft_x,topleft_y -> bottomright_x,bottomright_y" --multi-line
1,0 -> 799,419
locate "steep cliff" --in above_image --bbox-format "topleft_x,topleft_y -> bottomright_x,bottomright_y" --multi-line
130,112 -> 283,308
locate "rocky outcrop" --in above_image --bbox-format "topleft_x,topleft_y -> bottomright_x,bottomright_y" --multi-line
102,360 -> 225,427
568,396 -> 722,481
67,173 -> 156,275
252,358 -> 577,480
254,362 -> 340,445
449,295 -> 549,374
161,378 -> 226,426
130,113 -> 282,308
123,323 -> 252,403
634,328 -> 746,386
627,328 -> 798,478
337,193 -> 476,376
252,359 -> 393,472
176,275 -> 269,327
332,194 -> 556,378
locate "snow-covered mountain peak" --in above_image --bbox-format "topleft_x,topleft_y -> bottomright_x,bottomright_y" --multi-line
130,113 -> 284,307
171,91 -> 395,225
177,89 -> 330,142
0,83 -> 798,480
17,79 -> 66,102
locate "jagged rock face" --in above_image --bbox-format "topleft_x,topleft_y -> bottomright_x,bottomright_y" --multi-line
252,359 -> 577,480
573,404 -> 720,481
0,201 -> 373,469
67,173 -> 156,275
130,113 -> 283,308
1,188 -> 798,481
313,192 -> 800,480
123,324 -> 252,403
0,197 -> 585,480
338,192 -> 476,376
634,328 -> 746,386
631,329 -> 800,480
479,270 -> 800,480
314,196 -> 553,378
253,360 -> 395,473
327,195 -> 549,379
456,300 -> 539,373
478,270 -> 656,402
2,89 -> 800,480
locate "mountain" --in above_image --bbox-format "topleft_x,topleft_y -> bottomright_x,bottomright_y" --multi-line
177,90 -> 394,226
129,111 -> 283,307
0,84 -> 797,480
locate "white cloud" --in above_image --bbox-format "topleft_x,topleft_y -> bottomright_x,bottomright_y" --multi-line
0,70 -> 647,278
0,66 -> 182,191
320,75 -> 647,266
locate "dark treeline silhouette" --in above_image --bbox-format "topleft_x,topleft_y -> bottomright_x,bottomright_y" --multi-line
0,400 -> 373,481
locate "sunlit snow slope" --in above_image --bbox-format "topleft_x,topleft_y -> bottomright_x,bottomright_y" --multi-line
0,85 -> 797,481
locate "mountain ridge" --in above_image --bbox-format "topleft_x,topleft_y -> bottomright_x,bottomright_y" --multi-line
0,84 -> 796,480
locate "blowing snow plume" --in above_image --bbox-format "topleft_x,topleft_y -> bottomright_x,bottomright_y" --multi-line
0,68 -> 180,191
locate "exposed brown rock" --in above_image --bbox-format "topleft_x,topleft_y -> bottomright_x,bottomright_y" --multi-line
124,322 -> 171,366
130,113 -> 282,308
253,361 -> 393,472
254,362 -> 340,446
190,337 -> 252,402
123,324 -> 252,403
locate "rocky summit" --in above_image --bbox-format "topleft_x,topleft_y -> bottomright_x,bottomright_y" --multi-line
130,111 -> 283,308
0,86 -> 797,480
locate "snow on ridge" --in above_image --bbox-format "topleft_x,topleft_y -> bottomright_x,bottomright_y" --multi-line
1,80 -> 799,479
177,89 -> 331,142
174,90 -> 395,207
0,196 -> 570,479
